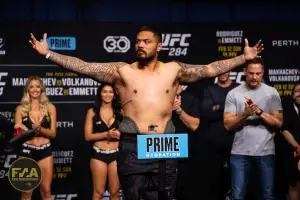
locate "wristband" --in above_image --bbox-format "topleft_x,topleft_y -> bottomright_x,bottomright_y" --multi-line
257,108 -> 263,116
45,51 -> 51,59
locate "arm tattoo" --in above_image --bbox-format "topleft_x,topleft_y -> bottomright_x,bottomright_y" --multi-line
177,55 -> 245,83
209,55 -> 245,77
49,51 -> 127,83
177,62 -> 207,83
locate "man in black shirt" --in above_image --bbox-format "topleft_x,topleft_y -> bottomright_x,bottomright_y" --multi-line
282,82 -> 300,200
201,71 -> 239,200
172,85 -> 200,200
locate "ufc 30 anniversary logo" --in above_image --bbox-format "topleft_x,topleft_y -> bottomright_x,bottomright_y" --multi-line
8,157 -> 42,192
103,36 -> 130,53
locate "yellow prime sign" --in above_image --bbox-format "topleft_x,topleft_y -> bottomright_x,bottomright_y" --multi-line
8,157 -> 42,192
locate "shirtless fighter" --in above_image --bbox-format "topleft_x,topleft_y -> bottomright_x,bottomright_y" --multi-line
29,26 -> 263,200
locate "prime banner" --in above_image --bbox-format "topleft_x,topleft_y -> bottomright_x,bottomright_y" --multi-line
0,21 -> 299,200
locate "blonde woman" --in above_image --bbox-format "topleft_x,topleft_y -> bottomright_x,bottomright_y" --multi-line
15,76 -> 56,200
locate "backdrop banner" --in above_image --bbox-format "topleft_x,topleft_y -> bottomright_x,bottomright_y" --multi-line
0,21 -> 298,200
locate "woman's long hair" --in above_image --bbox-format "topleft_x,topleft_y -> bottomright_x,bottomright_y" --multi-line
93,84 -> 122,121
20,76 -> 50,117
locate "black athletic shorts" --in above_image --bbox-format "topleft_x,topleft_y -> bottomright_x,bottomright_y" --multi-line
117,133 -> 177,200
91,145 -> 118,164
19,142 -> 52,162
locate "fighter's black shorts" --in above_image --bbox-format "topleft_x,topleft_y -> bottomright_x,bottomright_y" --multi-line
91,145 -> 118,164
19,142 -> 52,162
117,133 -> 177,200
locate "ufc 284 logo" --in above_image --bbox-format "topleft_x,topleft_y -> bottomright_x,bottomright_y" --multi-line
214,72 -> 245,84
161,33 -> 191,56
0,72 -> 8,96
51,194 -> 78,200
0,154 -> 17,179
103,36 -> 130,53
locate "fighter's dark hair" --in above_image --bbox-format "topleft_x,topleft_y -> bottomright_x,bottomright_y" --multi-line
138,25 -> 162,43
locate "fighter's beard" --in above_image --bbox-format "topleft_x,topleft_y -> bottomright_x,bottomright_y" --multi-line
136,53 -> 156,68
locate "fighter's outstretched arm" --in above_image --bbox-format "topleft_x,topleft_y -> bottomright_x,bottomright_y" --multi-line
48,51 -> 126,83
29,33 -> 127,84
177,39 -> 263,83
